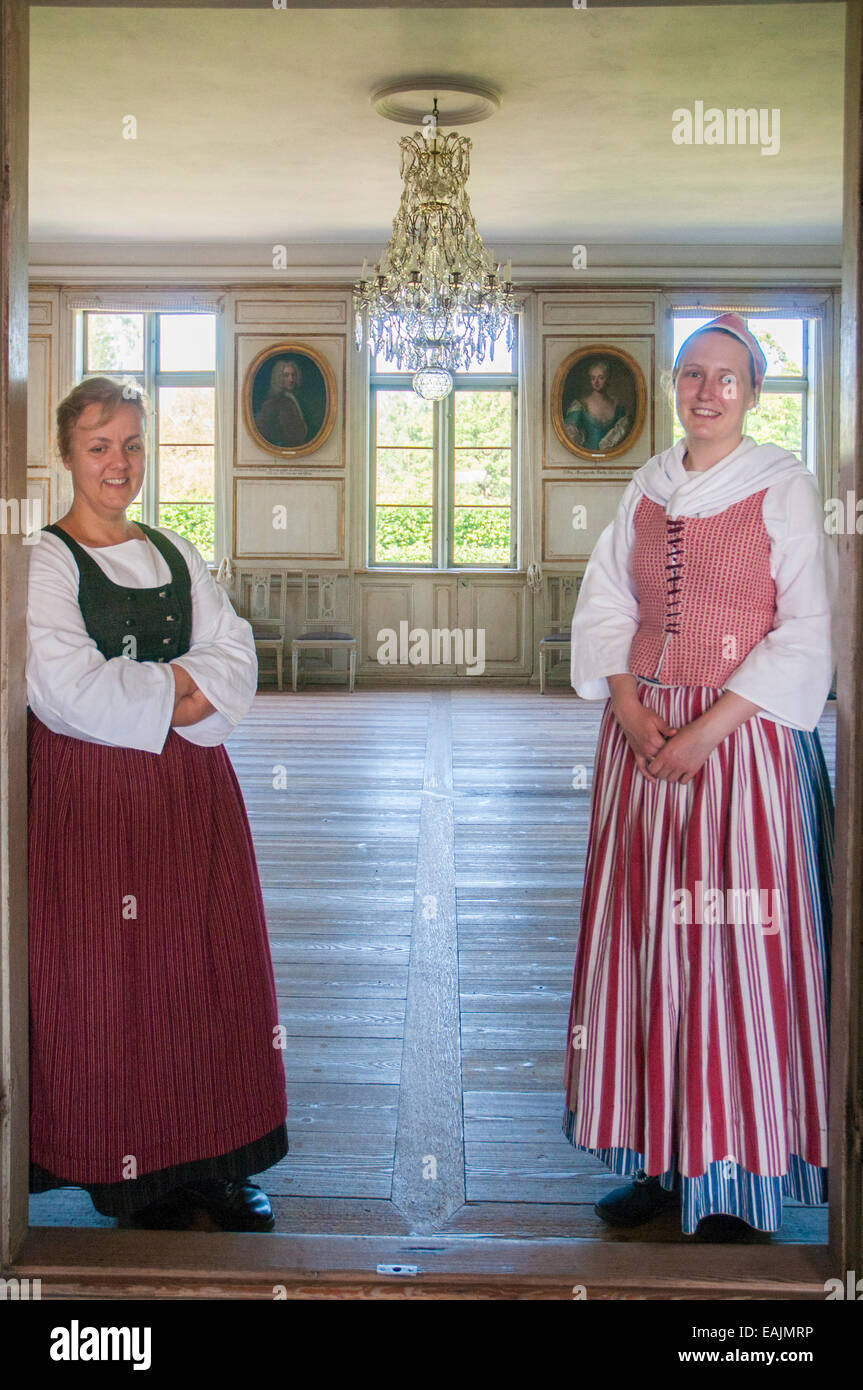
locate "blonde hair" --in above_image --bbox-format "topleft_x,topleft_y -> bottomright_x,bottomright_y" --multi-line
56,376 -> 148,461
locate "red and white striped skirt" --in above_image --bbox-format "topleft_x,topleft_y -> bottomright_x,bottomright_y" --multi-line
28,712 -> 288,1187
563,682 -> 832,1230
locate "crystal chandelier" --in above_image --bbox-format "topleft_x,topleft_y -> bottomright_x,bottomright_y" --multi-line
353,101 -> 518,400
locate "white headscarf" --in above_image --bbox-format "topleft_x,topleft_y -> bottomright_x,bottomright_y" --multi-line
633,435 -> 810,519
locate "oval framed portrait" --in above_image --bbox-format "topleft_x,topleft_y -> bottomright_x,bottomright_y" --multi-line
243,342 -> 337,459
551,344 -> 647,461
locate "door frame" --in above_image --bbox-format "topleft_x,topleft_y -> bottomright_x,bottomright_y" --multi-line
1,0 -> 861,1297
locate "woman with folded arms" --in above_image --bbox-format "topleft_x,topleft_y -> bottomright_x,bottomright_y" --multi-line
27,376 -> 288,1231
563,315 -> 836,1239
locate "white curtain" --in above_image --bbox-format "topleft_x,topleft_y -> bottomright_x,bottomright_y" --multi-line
62,290 -> 225,313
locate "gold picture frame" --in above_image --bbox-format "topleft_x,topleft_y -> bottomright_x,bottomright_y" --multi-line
551,343 -> 647,461
242,340 -> 337,459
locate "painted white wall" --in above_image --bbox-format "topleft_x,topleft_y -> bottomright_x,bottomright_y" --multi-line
27,276 -> 840,685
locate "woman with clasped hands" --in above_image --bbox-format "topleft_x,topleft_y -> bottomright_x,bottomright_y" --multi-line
27,376 -> 288,1231
563,316 -> 836,1240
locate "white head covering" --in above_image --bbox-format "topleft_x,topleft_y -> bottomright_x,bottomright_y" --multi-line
633,435 -> 810,519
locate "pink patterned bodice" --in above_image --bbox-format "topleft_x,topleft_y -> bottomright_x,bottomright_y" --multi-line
627,489 -> 776,686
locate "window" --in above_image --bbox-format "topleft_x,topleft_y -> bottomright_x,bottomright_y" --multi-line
672,314 -> 815,466
369,331 -> 518,568
81,311 -> 217,561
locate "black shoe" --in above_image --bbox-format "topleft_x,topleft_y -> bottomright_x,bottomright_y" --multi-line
126,1188 -> 195,1230
594,1170 -> 680,1227
178,1177 -> 275,1232
693,1214 -> 753,1242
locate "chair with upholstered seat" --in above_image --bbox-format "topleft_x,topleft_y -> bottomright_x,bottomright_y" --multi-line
538,630 -> 572,694
244,572 -> 288,691
537,575 -> 579,694
291,571 -> 356,693
252,621 -> 285,691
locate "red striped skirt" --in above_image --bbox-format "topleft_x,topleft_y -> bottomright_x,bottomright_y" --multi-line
28,712 -> 288,1186
563,682 -> 832,1186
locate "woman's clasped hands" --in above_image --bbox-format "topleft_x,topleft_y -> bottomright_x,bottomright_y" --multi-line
170,663 -> 217,728
607,676 -> 719,785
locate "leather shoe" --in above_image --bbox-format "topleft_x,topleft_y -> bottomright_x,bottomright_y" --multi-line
126,1188 -> 195,1230
693,1214 -> 753,1242
595,1170 -> 680,1227
178,1177 -> 275,1232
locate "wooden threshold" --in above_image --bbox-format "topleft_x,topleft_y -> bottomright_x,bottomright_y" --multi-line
7,1226 -> 835,1300
4,0 -> 863,1302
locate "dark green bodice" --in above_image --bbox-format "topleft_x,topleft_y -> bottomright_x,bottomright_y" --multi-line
43,522 -> 193,663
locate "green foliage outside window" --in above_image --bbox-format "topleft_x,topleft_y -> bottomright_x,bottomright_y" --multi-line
127,502 -> 214,560
373,385 -> 514,565
84,313 -> 216,563
86,314 -> 144,374
453,508 -> 511,564
743,392 -> 803,455
376,507 -> 434,563
159,505 -> 215,558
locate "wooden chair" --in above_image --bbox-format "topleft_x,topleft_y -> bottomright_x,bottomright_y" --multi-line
538,631 -> 572,694
246,572 -> 287,691
538,575 -> 579,694
291,571 -> 356,693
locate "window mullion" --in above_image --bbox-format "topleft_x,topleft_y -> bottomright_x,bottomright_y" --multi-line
511,386 -> 518,568
439,395 -> 452,570
144,313 -> 159,527
803,318 -> 811,468
369,386 -> 377,567
433,396 -> 440,569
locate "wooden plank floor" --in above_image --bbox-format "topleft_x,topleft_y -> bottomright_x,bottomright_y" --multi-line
29,688 -> 836,1244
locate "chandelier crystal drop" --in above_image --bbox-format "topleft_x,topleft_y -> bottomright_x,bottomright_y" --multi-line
353,113 -> 519,400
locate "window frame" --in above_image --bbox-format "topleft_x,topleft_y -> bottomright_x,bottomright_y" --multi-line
80,309 -> 217,556
667,301 -> 828,477
368,326 -> 519,572
444,377 -> 518,570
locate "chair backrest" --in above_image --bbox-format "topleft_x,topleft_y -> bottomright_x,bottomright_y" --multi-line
236,571 -> 291,639
300,571 -> 353,636
547,574 -> 582,634
251,574 -> 272,621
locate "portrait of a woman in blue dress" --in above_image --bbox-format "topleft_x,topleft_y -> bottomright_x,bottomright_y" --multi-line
563,357 -> 631,454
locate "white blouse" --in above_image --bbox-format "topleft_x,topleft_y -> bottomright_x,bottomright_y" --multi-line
570,471 -> 838,733
26,526 -> 258,754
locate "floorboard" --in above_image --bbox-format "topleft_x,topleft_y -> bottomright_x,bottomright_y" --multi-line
29,687 -> 835,1249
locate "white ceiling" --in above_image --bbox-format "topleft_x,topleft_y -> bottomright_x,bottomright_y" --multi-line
29,4 -> 845,257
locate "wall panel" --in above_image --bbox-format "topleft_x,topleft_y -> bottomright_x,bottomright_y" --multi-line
28,282 -> 841,684
27,290 -> 60,523
234,475 -> 344,560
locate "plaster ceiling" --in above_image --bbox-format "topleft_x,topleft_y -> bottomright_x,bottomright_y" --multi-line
29,4 -> 845,252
